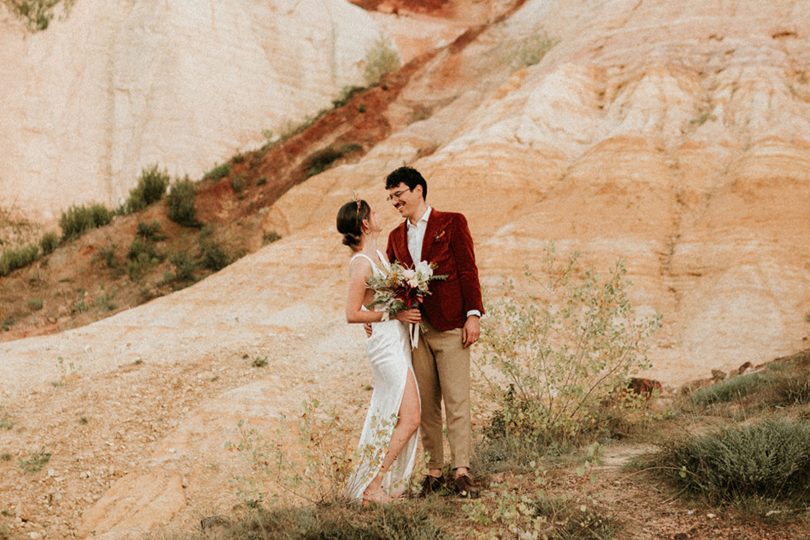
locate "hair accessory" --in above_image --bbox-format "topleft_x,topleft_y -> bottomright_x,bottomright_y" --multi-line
352,190 -> 361,211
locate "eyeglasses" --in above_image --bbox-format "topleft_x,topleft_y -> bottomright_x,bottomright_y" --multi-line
387,188 -> 410,202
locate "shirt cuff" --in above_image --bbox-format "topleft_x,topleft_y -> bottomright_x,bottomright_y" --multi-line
466,310 -> 482,318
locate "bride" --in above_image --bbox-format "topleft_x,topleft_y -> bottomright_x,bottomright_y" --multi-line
336,198 -> 422,504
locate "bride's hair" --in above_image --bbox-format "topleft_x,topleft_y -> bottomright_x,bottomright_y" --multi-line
336,199 -> 370,249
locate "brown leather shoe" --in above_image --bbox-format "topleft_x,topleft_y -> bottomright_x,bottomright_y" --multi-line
452,474 -> 479,499
418,474 -> 445,497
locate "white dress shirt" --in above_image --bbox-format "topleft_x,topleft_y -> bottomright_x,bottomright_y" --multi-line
407,206 -> 481,319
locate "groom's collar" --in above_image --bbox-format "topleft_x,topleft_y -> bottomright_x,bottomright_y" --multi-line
407,206 -> 432,228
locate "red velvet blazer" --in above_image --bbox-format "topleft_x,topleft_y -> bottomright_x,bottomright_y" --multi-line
386,209 -> 484,332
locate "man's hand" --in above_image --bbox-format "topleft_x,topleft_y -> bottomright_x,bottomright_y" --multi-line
462,315 -> 480,348
363,322 -> 373,337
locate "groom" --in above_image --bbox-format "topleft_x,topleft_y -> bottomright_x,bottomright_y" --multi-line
384,166 -> 484,498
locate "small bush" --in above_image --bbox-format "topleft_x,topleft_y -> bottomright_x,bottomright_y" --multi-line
3,0 -> 74,32
650,419 -> 810,505
478,247 -> 660,467
39,231 -> 59,255
19,449 -> 51,474
169,251 -> 197,282
59,202 -> 112,241
95,243 -> 119,269
125,164 -> 170,213
0,412 -> 12,430
516,34 -> 555,67
332,85 -> 363,108
262,231 -> 281,245
199,228 -> 230,271
688,373 -> 767,407
251,356 -> 268,368
0,243 -> 39,276
363,36 -> 401,86
204,163 -> 231,181
306,144 -> 362,177
166,178 -> 198,227
256,176 -> 268,186
135,220 -> 166,242
94,292 -> 116,312
27,298 -> 43,311
204,502 -> 444,540
230,174 -> 247,195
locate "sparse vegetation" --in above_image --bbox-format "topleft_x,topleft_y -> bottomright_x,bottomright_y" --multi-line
94,291 -> 116,312
125,164 -> 170,213
39,231 -> 59,255
478,247 -> 660,469
168,250 -> 197,282
306,144 -> 362,177
514,34 -> 556,67
135,220 -> 166,242
95,242 -> 120,270
332,85 -> 364,108
363,36 -> 401,86
262,231 -> 281,245
250,356 -> 268,368
0,411 -> 12,430
127,235 -> 163,281
199,226 -> 230,271
1,0 -> 75,31
19,449 -> 51,474
200,502 -> 446,540
650,419 -> 810,506
204,163 -> 231,182
690,111 -> 717,126
59,202 -> 113,241
256,176 -> 268,187
27,298 -> 43,311
166,178 -> 198,227
230,174 -> 247,195
0,243 -> 39,276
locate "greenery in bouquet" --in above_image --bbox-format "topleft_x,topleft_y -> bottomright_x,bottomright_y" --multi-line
367,260 -> 446,317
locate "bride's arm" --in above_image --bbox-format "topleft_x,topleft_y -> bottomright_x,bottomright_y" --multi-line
345,258 -> 386,324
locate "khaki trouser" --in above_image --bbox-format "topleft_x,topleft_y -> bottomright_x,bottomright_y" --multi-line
411,320 -> 471,470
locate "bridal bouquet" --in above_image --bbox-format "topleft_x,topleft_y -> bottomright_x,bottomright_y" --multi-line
368,260 -> 445,348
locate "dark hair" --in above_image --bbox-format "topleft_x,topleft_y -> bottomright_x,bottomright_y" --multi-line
336,199 -> 370,249
385,166 -> 427,200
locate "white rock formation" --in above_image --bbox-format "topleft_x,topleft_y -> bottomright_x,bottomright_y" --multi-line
0,0 -> 389,221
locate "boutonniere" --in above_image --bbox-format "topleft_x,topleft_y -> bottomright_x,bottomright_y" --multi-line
433,230 -> 446,241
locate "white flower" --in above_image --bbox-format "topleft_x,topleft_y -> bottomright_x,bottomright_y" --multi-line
415,260 -> 433,278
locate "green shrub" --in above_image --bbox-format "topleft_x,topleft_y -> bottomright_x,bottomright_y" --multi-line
126,234 -> 163,281
3,0 -> 74,32
256,176 -> 268,186
166,178 -> 198,227
688,373 -> 767,407
39,232 -> 59,255
135,220 -> 166,242
0,243 -> 39,276
59,203 -> 112,241
650,419 -> 810,505
204,163 -> 231,181
125,164 -> 170,213
515,34 -> 555,67
169,251 -> 197,282
27,298 -> 43,311
332,85 -> 363,108
230,175 -> 246,195
201,502 -> 444,540
306,144 -> 362,178
19,449 -> 51,474
363,36 -> 401,86
199,227 -> 230,271
479,247 -> 660,467
262,231 -> 281,245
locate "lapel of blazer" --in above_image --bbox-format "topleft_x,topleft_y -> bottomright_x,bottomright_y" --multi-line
396,221 -> 414,267
420,208 -> 442,263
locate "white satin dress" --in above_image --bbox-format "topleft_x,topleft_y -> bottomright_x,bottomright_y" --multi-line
345,251 -> 420,500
